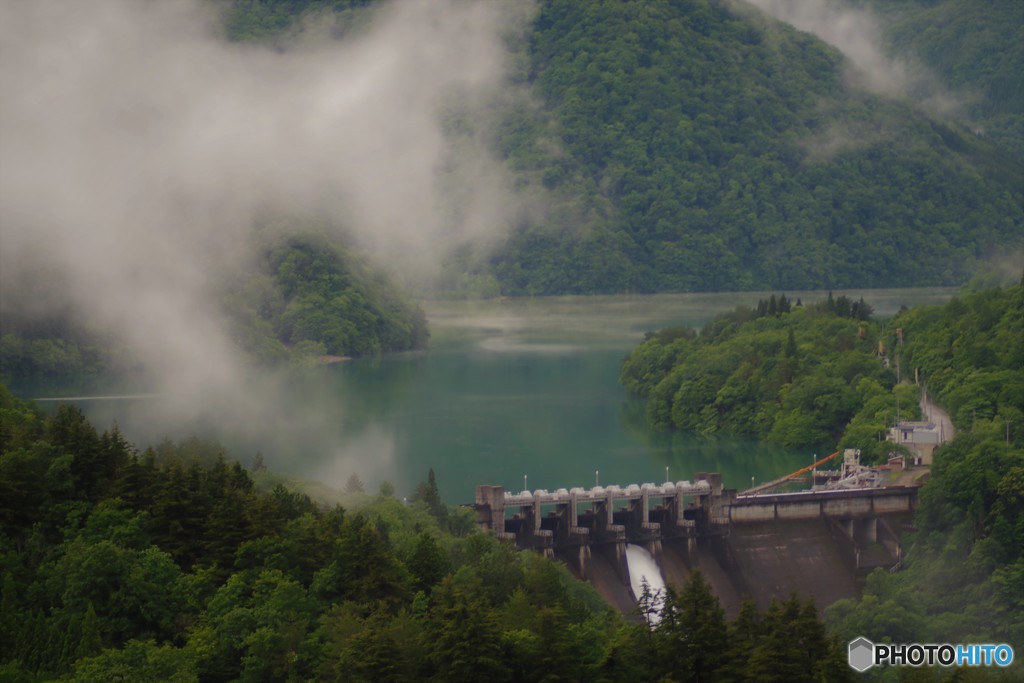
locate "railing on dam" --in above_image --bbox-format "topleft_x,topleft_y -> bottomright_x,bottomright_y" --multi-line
727,485 -> 919,522
475,473 -> 923,593
475,473 -> 727,554
476,473 -> 919,551
501,480 -> 712,506
475,473 -> 727,582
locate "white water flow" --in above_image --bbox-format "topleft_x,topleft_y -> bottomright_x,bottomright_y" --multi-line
625,544 -> 666,623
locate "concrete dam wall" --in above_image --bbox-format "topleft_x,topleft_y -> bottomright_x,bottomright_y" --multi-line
474,479 -> 918,617
561,512 -> 914,618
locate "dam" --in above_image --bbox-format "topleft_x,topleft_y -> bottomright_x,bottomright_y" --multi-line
473,471 -> 919,616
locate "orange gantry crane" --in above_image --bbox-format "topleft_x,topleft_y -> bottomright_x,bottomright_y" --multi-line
744,450 -> 841,494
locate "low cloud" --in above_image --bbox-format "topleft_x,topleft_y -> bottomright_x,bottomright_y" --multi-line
0,0 -> 529,485
742,0 -> 960,115
0,0 -> 524,389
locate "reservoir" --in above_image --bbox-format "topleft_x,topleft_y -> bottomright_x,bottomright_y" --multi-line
10,289 -> 955,503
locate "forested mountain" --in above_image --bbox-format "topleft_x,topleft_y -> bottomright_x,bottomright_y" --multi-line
867,0 -> 1024,159
221,225 -> 429,365
4,0 -> 1020,376
0,226 -> 427,377
619,293 -> 917,458
491,0 -> 1022,294
623,283 -> 1024,649
0,386 -> 851,681
826,283 -> 1024,651
221,0 -> 1022,296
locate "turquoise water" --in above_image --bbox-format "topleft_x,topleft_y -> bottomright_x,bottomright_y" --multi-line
10,289 -> 955,503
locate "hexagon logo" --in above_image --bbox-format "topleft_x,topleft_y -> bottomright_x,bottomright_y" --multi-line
848,637 -> 875,672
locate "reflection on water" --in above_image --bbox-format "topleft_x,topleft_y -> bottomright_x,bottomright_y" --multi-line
10,288 -> 955,503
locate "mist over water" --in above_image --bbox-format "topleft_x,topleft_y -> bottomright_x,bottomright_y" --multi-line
0,0 -> 521,378
0,0 -> 530,479
0,2 -> 969,502
13,290 -> 957,502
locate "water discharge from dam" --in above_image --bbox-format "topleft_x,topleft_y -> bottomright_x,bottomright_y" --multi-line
624,544 -> 666,623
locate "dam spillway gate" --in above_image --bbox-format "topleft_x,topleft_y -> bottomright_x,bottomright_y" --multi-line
473,474 -> 919,616
474,473 -> 729,581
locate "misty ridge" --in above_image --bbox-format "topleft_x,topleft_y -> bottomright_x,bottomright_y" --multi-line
2,0 -> 1021,395
742,0 -> 960,111
0,0 -> 529,398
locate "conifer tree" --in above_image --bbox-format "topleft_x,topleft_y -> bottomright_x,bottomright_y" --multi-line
75,601 -> 103,662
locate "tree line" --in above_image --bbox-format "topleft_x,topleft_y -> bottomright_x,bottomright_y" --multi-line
826,283 -> 1023,655
0,225 -> 428,378
1,384 -> 852,682
620,292 -> 914,459
622,283 -> 1024,661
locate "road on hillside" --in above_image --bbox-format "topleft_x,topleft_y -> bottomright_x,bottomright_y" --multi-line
920,387 -> 955,444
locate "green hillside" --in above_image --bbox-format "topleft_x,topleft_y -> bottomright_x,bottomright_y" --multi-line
221,0 -> 1023,296
0,386 -> 852,681
866,0 -> 1024,159
221,224 -> 429,365
619,292 -> 919,458
622,283 -> 1024,646
0,226 -> 428,377
827,283 -> 1024,649
492,0 -> 1022,294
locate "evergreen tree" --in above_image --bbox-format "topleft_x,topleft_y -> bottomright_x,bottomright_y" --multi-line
407,532 -> 450,594
413,468 -> 447,528
427,578 -> 510,683
345,472 -> 365,494
75,601 -> 103,662
721,597 -> 761,683
669,569 -> 728,683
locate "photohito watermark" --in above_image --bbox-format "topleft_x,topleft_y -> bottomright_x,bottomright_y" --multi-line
848,637 -> 1015,672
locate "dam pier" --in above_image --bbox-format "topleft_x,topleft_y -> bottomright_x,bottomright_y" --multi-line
474,467 -> 920,615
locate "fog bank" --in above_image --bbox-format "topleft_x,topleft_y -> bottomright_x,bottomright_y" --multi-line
0,0 -> 526,485
0,0 -> 521,372
743,0 -> 958,115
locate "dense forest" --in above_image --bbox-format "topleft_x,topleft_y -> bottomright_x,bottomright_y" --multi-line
826,284 -> 1024,666
623,283 -> 1024,663
491,0 -> 1022,295
0,385 -> 852,682
620,292 -> 917,459
621,284 -> 1023,461
219,0 -> 1024,296
0,226 -> 428,378
221,226 -> 429,365
867,0 -> 1024,160
4,0 -> 1021,376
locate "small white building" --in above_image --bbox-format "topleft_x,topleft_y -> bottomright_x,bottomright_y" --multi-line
888,420 -> 945,465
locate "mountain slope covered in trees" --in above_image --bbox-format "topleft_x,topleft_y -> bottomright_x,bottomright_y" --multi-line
0,386 -> 852,681
622,283 -> 1024,648
0,226 -> 428,377
221,225 -> 429,365
619,293 -> 918,458
867,0 -> 1024,159
826,283 -> 1024,651
490,0 -> 1022,294
222,0 -> 1023,296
